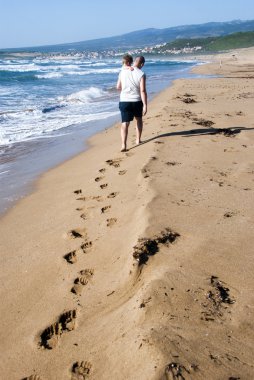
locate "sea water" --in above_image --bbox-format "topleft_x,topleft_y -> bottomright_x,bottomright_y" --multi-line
0,52 -> 199,213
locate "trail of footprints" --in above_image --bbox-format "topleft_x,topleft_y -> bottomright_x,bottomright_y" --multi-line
23,157 -> 126,379
25,141 -> 240,378
25,154 -> 184,379
64,241 -> 92,264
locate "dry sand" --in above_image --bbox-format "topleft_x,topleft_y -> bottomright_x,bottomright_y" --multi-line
0,47 -> 254,380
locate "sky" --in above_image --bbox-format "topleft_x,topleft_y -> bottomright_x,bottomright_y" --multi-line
1,0 -> 254,49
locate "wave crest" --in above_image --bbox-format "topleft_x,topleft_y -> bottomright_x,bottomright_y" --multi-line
60,87 -> 107,104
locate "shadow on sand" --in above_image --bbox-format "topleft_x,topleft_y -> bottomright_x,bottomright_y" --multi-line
129,126 -> 254,150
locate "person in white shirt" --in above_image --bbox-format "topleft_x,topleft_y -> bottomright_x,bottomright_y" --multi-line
117,54 -> 147,152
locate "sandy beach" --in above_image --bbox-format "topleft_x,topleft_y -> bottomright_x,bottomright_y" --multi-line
0,47 -> 254,380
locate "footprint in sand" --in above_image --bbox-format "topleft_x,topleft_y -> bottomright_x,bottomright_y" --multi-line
71,269 -> 94,295
40,310 -> 77,349
192,117 -> 214,127
101,205 -> 111,213
166,161 -> 181,166
80,241 -> 92,253
91,195 -> 103,202
80,212 -> 87,220
139,297 -> 152,308
118,170 -> 127,175
165,362 -> 189,380
107,218 -> 117,227
71,361 -> 92,380
106,158 -> 122,168
224,211 -> 237,218
107,192 -> 118,198
201,276 -> 235,322
64,250 -> 77,264
74,189 -> 82,195
68,229 -> 86,239
182,96 -> 197,104
100,183 -> 108,189
23,376 -> 42,380
76,196 -> 86,201
64,240 -> 92,263
141,168 -> 149,178
95,176 -> 104,182
99,168 -> 106,173
133,228 -> 180,265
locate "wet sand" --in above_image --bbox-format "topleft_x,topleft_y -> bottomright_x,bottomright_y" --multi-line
0,47 -> 254,380
0,114 -> 120,215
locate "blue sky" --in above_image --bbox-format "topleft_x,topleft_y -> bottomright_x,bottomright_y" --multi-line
1,0 -> 254,49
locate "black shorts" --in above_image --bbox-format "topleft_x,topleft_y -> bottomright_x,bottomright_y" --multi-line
119,101 -> 143,122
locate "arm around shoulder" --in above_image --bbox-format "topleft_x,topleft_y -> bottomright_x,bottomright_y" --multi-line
140,75 -> 147,115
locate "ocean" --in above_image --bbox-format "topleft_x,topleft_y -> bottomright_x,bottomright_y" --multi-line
0,52 -> 200,214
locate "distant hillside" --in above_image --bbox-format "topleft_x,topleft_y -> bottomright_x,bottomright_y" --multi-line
157,31 -> 254,53
2,19 -> 254,53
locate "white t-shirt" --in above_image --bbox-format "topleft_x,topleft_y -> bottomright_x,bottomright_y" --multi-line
119,67 -> 145,102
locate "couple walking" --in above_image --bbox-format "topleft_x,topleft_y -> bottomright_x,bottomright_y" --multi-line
117,54 -> 147,152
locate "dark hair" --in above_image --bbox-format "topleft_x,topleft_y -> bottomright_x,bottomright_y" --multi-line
135,56 -> 145,67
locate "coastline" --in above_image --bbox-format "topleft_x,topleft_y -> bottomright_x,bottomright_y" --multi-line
0,113 -> 120,216
0,57 -> 197,216
0,47 -> 254,379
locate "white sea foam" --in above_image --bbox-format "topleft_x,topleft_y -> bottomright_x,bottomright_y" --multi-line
0,109 -> 118,145
36,72 -> 63,79
59,87 -> 107,104
86,62 -> 107,67
0,79 -> 117,147
64,68 -> 120,76
0,170 -> 10,176
34,58 -> 83,65
51,64 -> 81,70
0,63 -> 39,72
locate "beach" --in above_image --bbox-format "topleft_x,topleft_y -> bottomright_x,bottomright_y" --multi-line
0,47 -> 254,380
0,56 -> 196,214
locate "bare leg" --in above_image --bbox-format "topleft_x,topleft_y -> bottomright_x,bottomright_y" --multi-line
135,117 -> 143,145
121,122 -> 129,151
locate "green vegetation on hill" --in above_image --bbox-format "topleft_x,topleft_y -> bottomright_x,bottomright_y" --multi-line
2,20 -> 254,53
158,31 -> 254,52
